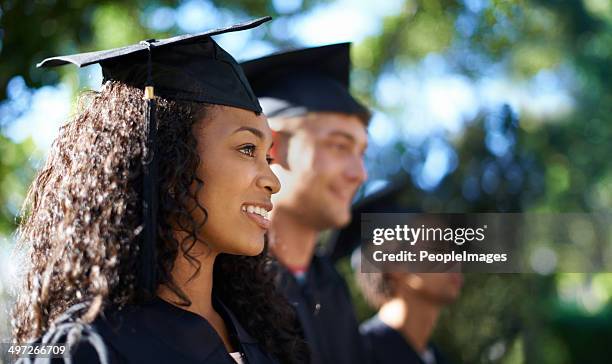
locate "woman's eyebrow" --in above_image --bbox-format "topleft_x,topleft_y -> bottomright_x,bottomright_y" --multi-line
232,126 -> 264,140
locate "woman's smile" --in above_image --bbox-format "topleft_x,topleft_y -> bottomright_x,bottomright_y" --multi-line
241,202 -> 273,230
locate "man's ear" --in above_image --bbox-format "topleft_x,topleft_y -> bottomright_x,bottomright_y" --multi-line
271,130 -> 291,169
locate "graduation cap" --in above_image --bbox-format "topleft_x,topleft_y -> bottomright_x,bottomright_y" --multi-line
241,42 -> 371,123
37,16 -> 271,300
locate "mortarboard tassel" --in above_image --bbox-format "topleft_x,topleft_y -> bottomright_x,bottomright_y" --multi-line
139,40 -> 158,300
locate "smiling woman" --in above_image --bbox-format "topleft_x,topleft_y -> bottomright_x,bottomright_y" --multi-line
188,108 -> 279,255
10,18 -> 307,364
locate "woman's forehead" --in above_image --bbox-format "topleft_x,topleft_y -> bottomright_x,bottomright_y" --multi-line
198,106 -> 272,139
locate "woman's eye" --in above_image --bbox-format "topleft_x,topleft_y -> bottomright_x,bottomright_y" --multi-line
266,156 -> 274,164
239,144 -> 256,157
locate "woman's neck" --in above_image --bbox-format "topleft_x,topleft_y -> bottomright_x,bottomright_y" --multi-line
157,241 -> 235,352
158,245 -> 217,316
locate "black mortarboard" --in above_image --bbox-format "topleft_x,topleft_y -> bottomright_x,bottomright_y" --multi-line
37,16 -> 271,300
38,17 -> 269,112
241,43 -> 371,123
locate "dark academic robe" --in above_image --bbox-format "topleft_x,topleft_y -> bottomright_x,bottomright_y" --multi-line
360,316 -> 450,364
276,254 -> 367,364
17,297 -> 279,364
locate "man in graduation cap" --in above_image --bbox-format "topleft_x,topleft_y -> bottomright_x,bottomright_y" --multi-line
242,43 -> 370,364
357,253 -> 461,364
344,183 -> 460,364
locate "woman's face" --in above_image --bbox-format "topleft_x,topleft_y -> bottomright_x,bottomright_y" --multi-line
192,105 -> 280,256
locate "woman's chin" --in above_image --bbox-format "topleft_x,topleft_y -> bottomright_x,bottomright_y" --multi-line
246,238 -> 265,256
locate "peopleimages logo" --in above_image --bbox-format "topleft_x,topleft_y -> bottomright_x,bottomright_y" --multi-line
371,224 -> 488,246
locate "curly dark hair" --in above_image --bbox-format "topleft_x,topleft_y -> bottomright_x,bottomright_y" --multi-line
11,81 -> 307,363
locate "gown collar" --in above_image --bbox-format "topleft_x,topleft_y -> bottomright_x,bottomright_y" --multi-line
102,295 -> 257,361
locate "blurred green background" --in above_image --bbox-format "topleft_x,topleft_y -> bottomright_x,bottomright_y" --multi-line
1,0 -> 612,363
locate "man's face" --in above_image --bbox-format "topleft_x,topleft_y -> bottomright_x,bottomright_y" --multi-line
270,112 -> 368,229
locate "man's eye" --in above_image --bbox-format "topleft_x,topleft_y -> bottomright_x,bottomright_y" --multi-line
239,144 -> 256,157
332,142 -> 351,151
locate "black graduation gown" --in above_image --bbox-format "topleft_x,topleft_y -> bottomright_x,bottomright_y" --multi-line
360,316 -> 450,364
276,254 -> 367,364
17,297 -> 279,364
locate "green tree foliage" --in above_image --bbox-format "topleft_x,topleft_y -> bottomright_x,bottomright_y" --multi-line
0,135 -> 35,235
347,1 -> 612,363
